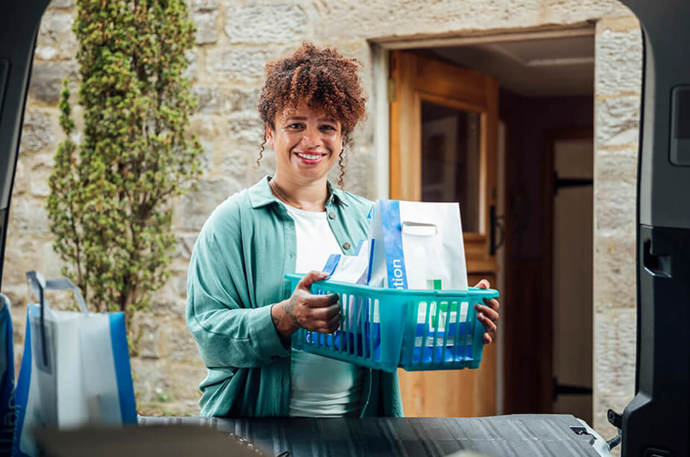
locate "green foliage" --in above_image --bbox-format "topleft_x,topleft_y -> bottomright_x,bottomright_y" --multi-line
47,0 -> 201,322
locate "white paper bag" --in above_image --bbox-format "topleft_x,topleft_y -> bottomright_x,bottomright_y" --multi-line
12,272 -> 136,457
368,200 -> 468,291
322,240 -> 370,284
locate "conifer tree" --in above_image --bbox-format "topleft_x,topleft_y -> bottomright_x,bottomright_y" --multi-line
48,0 -> 201,321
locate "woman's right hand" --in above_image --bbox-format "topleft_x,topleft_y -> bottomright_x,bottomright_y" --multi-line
271,270 -> 341,338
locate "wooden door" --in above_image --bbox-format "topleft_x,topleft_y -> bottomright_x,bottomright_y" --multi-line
389,50 -> 499,417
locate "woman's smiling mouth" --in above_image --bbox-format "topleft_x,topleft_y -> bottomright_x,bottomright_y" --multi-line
295,151 -> 327,162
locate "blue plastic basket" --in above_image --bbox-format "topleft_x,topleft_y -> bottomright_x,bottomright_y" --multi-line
286,273 -> 499,373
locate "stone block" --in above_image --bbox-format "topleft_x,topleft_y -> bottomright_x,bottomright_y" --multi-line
224,4 -> 309,44
314,0 -> 544,39
158,321 -> 200,363
176,177 -> 242,231
593,307 -> 636,438
49,0 -> 75,8
193,87 -> 225,114
225,110 -> 264,149
543,0 -> 634,25
8,198 -> 52,237
2,235 -> 63,282
188,113 -> 259,182
593,235 -> 636,310
30,166 -> 53,198
193,86 -> 260,114
595,178 -> 636,234
208,47 -> 276,83
35,11 -> 78,61
11,159 -> 29,196
190,0 -> 217,12
193,11 -> 217,45
595,28 -> 643,96
131,313 -> 161,359
595,149 -> 638,186
150,292 -> 186,319
28,61 -> 79,103
19,110 -> 54,152
131,355 -> 204,414
130,358 -> 172,403
165,360 -> 205,407
595,95 -> 641,149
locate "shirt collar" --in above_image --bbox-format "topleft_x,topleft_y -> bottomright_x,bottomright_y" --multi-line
248,176 -> 349,209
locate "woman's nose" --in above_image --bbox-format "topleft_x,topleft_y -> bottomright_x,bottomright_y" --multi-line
301,126 -> 321,148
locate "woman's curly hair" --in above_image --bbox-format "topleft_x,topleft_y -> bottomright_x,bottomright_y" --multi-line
257,42 -> 367,187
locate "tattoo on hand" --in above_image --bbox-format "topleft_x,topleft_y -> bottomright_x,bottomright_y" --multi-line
271,298 -> 299,339
283,298 -> 299,327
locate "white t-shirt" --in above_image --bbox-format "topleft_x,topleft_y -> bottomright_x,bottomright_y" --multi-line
284,203 -> 364,417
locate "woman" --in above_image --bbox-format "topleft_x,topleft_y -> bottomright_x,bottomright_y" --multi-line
186,42 -> 500,417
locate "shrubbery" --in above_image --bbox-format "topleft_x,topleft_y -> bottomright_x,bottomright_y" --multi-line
48,0 -> 201,323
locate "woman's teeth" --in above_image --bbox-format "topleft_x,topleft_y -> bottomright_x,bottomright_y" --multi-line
296,152 -> 323,160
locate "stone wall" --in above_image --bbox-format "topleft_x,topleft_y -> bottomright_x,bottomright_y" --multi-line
593,15 -> 642,445
1,0 -> 640,430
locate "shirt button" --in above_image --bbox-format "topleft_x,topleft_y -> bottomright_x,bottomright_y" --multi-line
328,212 -> 336,220
343,242 -> 351,251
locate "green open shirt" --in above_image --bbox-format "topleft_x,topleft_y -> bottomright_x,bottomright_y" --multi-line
186,177 -> 403,417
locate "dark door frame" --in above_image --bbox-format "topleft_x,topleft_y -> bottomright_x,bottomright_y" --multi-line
501,112 -> 594,414
544,128 -> 594,415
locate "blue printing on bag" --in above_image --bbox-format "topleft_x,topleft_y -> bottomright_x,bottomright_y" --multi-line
366,239 -> 375,284
12,310 -> 33,457
109,313 -> 137,424
0,300 -> 15,455
322,254 -> 340,279
381,200 -> 408,289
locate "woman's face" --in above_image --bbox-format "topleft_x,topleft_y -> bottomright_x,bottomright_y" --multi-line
266,102 -> 343,184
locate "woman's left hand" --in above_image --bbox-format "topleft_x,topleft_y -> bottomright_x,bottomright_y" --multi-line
474,279 -> 500,344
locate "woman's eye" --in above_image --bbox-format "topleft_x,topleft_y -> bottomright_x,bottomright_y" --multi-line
320,125 -> 336,131
287,123 -> 304,129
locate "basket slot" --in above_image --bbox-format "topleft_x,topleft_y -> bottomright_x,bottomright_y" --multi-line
461,300 -> 472,363
359,295 -> 366,359
338,292 -> 346,354
452,301 -> 461,363
421,300 -> 431,366
365,296 -> 372,360
404,301 -> 414,368
350,294 -> 360,357
340,294 -> 350,354
440,300 -> 451,364
431,301 -> 441,365
370,297 -> 377,361
317,289 -> 328,348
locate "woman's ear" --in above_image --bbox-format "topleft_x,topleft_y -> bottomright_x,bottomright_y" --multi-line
265,124 -> 275,148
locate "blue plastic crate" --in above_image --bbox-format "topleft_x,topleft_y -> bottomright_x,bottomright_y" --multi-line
286,274 -> 499,373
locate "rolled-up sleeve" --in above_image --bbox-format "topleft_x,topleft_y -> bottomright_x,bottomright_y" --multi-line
186,210 -> 289,369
